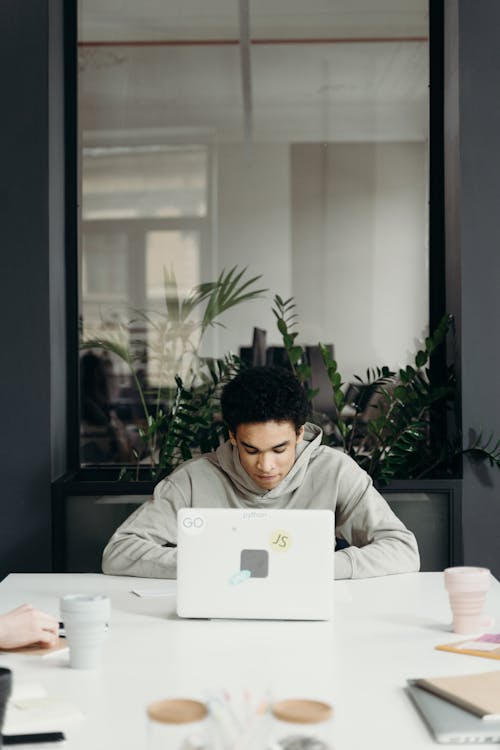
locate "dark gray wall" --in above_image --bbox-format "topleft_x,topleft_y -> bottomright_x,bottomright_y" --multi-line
445,0 -> 500,577
0,0 -> 66,578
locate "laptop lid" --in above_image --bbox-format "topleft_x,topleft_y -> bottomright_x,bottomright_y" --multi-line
176,508 -> 335,620
406,681 -> 500,744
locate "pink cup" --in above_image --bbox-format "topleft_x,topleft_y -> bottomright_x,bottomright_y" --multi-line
444,566 -> 494,635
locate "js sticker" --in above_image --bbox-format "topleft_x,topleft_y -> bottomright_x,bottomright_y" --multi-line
270,530 -> 291,551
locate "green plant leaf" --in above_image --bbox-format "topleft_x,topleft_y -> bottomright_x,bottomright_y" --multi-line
288,346 -> 303,364
415,350 -> 427,367
277,319 -> 288,336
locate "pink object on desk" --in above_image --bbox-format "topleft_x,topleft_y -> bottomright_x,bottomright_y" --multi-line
444,566 -> 494,635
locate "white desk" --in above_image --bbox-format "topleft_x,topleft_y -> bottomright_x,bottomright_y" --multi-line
1,572 -> 500,749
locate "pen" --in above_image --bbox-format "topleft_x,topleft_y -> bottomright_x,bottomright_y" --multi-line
2,731 -> 65,745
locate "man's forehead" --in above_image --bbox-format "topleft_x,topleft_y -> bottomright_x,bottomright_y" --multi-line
234,420 -> 298,447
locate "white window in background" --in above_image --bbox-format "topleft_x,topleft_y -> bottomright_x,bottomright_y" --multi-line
146,230 -> 200,302
145,229 -> 201,386
80,141 -> 209,345
81,230 -> 129,303
79,142 -> 210,463
81,144 -> 208,220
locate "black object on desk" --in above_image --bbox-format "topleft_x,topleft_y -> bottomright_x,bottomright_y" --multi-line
2,733 -> 65,745
0,668 -> 13,746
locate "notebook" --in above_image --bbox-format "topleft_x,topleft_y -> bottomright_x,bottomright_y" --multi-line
406,680 -> 500,744
414,670 -> 500,719
176,507 -> 335,620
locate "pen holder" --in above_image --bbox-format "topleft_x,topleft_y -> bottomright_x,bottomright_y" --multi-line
0,668 -> 13,747
268,698 -> 335,750
147,698 -> 213,750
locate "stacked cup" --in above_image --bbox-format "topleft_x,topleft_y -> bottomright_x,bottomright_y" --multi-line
444,566 -> 493,635
60,594 -> 110,669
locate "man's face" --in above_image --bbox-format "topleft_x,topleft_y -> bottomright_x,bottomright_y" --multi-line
230,420 -> 304,490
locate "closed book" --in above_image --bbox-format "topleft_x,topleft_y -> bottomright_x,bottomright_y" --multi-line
415,670 -> 500,720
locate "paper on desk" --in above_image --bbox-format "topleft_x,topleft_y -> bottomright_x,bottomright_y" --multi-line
131,588 -> 176,597
3,683 -> 84,735
436,633 -> 500,661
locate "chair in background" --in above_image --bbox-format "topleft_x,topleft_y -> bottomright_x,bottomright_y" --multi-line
266,346 -> 291,370
239,327 -> 267,366
305,344 -> 336,417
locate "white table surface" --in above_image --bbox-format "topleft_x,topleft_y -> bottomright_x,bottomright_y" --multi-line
1,572 -> 500,749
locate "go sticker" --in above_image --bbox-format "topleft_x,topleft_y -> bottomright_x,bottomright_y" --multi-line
270,530 -> 291,551
180,514 -> 205,535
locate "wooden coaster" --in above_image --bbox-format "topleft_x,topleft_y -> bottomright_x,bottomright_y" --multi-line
147,698 -> 207,724
0,637 -> 67,656
272,699 -> 333,724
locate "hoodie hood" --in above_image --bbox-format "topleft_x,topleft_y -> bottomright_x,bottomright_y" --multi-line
208,422 -> 323,503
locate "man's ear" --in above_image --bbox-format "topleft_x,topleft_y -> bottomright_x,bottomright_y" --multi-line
296,425 -> 305,443
229,431 -> 237,446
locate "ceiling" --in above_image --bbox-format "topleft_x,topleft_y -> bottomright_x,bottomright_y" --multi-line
79,0 -> 428,41
78,0 -> 429,144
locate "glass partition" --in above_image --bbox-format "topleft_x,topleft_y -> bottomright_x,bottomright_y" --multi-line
78,0 -> 429,466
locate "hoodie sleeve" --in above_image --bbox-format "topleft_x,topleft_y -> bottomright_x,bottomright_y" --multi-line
101,477 -> 188,578
333,457 -> 420,579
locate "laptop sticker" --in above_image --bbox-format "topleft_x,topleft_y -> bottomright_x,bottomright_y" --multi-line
228,569 -> 252,585
180,514 -> 205,535
240,549 -> 269,577
270,530 -> 291,551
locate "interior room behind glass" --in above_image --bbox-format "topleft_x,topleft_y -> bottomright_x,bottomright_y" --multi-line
78,0 -> 429,464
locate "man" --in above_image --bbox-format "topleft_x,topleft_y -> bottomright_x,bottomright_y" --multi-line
0,604 -> 58,650
102,366 -> 419,578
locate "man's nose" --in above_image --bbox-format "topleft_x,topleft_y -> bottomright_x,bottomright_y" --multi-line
257,452 -> 274,472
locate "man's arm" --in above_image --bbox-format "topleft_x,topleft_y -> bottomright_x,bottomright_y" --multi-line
334,460 -> 420,579
102,478 -> 187,578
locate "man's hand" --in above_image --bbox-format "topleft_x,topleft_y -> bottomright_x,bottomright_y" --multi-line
0,604 -> 59,649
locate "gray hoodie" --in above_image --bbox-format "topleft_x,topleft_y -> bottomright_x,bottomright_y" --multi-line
102,423 -> 419,579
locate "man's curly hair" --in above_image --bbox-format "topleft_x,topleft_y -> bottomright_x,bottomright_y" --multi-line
221,366 -> 310,434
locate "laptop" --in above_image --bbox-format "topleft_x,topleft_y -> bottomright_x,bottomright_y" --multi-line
406,680 -> 500,744
176,507 -> 335,620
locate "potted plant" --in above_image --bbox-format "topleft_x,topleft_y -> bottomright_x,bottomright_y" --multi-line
79,265 -> 267,480
271,295 -> 500,484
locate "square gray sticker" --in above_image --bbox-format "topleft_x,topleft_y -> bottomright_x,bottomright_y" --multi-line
240,549 -> 269,578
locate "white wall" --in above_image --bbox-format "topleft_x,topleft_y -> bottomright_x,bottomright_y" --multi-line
211,140 -> 428,380
214,142 -> 292,357
291,142 -> 428,379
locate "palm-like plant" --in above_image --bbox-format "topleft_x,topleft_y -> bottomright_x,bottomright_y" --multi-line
81,266 -> 266,478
